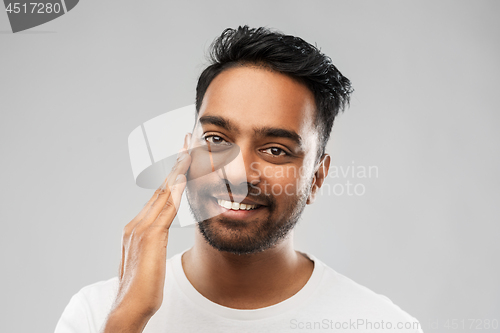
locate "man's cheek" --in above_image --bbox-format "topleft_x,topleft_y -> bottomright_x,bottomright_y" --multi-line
280,178 -> 308,197
187,151 -> 215,179
260,178 -> 296,197
249,183 -> 262,196
284,182 -> 295,196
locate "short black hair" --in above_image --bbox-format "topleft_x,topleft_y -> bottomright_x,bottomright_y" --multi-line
195,25 -> 353,165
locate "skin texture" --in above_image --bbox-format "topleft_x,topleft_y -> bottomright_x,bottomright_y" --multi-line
183,65 -> 331,309
102,65 -> 331,332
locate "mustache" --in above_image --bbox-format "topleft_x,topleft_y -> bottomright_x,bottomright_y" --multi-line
197,181 -> 275,206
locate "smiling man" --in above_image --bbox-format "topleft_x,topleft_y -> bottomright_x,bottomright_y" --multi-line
55,26 -> 423,333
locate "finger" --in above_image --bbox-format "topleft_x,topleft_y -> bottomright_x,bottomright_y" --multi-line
125,169 -> 177,231
122,188 -> 167,239
154,133 -> 190,193
134,188 -> 166,223
126,133 -> 191,230
164,147 -> 191,191
133,138 -> 192,231
138,152 -> 191,230
119,240 -> 125,280
186,132 -> 193,152
151,173 -> 187,230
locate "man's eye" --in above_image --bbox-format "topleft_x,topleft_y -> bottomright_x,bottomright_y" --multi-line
204,135 -> 230,146
262,147 -> 288,157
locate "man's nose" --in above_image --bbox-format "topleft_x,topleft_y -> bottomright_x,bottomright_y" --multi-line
219,147 -> 260,190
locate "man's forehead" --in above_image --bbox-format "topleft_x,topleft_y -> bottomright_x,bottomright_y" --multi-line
197,66 -> 318,140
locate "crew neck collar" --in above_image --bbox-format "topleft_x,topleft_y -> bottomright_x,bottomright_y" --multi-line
170,248 -> 325,321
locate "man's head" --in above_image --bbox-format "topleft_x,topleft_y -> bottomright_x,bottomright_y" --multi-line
185,26 -> 353,255
195,26 -> 353,165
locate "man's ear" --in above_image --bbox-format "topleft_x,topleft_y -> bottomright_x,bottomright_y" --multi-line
306,153 -> 331,205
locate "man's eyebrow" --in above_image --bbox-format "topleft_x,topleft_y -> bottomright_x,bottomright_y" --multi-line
199,115 -> 239,133
254,127 -> 303,148
198,115 -> 303,148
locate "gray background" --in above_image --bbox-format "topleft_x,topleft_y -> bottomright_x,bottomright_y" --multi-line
1,1 -> 499,332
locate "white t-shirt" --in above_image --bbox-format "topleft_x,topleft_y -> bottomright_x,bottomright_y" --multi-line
55,249 -> 423,332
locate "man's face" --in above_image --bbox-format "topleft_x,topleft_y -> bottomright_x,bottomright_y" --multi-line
185,65 -> 322,255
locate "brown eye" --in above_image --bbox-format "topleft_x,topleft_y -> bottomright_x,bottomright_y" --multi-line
203,135 -> 233,151
204,135 -> 227,145
262,147 -> 287,157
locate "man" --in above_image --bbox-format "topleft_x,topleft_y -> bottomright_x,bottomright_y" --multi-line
55,26 -> 423,333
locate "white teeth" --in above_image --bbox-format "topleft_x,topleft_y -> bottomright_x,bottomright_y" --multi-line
217,199 -> 258,210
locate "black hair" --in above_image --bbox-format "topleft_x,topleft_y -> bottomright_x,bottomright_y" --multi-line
195,25 -> 353,165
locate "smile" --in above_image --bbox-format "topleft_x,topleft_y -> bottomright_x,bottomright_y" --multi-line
216,199 -> 260,211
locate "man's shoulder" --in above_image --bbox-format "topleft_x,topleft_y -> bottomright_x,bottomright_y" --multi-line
75,253 -> 181,304
78,276 -> 119,298
306,253 -> 422,330
55,277 -> 121,333
72,276 -> 120,312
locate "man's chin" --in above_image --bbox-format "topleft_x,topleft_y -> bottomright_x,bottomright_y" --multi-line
197,219 -> 274,255
197,217 -> 250,235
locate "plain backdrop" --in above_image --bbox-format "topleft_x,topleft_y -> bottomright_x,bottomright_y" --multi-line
1,1 -> 499,332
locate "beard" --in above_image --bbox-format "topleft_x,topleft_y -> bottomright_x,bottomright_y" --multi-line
185,177 -> 311,255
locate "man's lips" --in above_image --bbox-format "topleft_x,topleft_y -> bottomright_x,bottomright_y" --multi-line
210,196 -> 267,219
210,195 -> 267,207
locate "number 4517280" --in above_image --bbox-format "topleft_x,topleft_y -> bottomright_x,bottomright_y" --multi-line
5,2 -> 62,14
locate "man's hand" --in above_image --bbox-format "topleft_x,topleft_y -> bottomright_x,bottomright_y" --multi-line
101,133 -> 192,333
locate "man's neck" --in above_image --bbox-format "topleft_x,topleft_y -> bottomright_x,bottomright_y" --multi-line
181,229 -> 314,309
